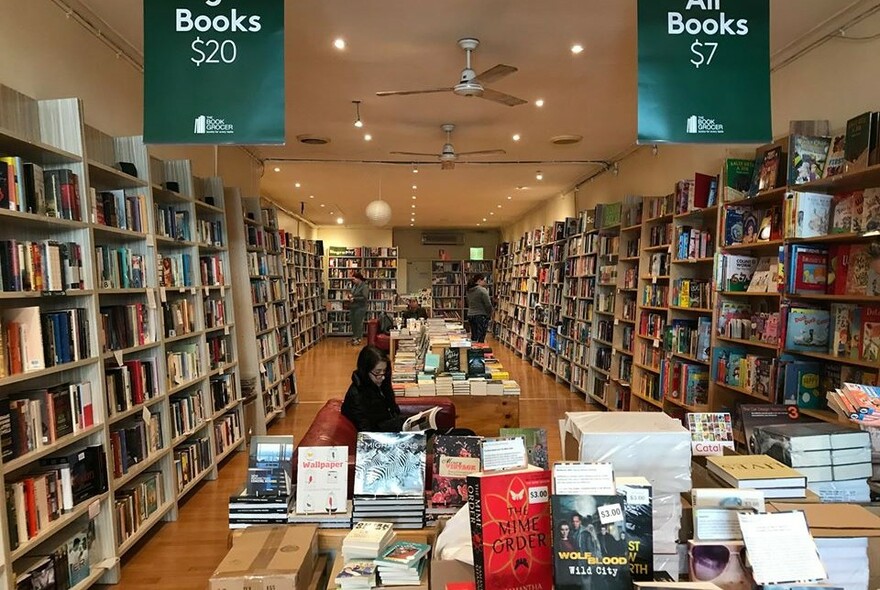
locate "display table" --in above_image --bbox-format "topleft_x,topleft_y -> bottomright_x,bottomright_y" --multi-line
452,395 -> 519,435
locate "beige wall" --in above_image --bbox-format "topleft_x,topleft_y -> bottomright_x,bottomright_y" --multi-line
502,191 -> 577,242
392,229 -> 500,262
504,10 -> 880,238
0,1 -> 260,195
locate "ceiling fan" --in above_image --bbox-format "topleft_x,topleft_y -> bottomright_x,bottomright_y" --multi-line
376,38 -> 527,107
391,123 -> 505,170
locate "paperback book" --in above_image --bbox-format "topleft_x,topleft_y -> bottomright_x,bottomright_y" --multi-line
246,435 -> 294,496
431,435 -> 482,507
354,432 -> 426,496
295,445 -> 347,514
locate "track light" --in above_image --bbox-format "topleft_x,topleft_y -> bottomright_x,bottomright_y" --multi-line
352,100 -> 363,128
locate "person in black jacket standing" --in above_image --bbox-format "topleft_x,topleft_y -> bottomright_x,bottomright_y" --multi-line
341,346 -> 404,432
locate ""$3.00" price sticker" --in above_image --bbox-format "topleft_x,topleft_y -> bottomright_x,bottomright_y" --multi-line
598,503 -> 624,525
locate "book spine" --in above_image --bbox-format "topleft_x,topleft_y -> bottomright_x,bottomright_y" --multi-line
468,475 -> 486,590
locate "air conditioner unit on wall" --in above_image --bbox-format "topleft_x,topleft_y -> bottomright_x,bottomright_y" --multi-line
421,231 -> 464,245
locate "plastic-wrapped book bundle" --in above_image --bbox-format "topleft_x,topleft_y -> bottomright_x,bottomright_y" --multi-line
561,412 -> 692,579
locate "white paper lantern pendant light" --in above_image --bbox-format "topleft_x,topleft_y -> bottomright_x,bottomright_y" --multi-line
365,177 -> 392,227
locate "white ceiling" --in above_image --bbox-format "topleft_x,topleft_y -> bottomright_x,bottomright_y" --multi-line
75,0 -> 866,228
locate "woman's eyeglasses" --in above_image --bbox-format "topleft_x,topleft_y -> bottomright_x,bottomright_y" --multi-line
691,544 -> 747,581
369,369 -> 387,378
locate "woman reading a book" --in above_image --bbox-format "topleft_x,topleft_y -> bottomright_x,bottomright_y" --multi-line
342,345 -> 405,432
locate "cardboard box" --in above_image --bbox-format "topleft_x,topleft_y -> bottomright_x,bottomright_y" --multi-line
769,502 -> 880,537
210,525 -> 319,590
430,519 -> 474,590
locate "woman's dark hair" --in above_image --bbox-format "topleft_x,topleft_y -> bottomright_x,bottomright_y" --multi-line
351,271 -> 365,281
467,273 -> 485,290
356,345 -> 391,386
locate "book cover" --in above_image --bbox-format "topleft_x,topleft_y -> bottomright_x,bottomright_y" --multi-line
724,159 -> 755,202
827,245 -> 849,295
246,435 -> 294,496
830,303 -> 857,357
830,193 -> 855,234
785,308 -> 830,352
375,540 -> 430,568
757,147 -> 782,192
616,477 -> 653,581
844,244 -> 880,295
295,445 -> 347,514
354,432 -> 426,496
741,208 -> 761,244
552,494 -> 631,590
722,255 -> 757,292
845,111 -> 878,172
788,135 -> 831,184
66,529 -> 89,586
499,428 -> 549,469
790,246 -> 828,294
792,193 -> 833,238
861,306 -> 880,363
431,435 -> 482,507
723,206 -> 745,245
823,134 -> 847,178
706,454 -> 806,489
469,465 -> 553,590
862,188 -> 880,233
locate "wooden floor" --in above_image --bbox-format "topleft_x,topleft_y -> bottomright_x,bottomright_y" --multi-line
104,336 -> 594,589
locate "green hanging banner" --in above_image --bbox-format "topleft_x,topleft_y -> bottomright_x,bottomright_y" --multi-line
638,0 -> 771,144
144,0 -> 285,145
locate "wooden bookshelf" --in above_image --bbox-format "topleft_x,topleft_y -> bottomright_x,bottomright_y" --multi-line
286,235 -> 325,355
532,222 -> 565,372
326,246 -> 363,336
363,247 -> 398,322
590,203 -> 622,409
491,243 -> 512,340
0,85 -> 245,589
431,259 -> 464,320
562,210 -> 598,398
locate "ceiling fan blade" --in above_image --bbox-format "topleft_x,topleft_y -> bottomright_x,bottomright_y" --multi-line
480,88 -> 528,107
376,87 -> 453,97
389,151 -> 438,157
457,149 -> 507,157
472,64 -> 517,85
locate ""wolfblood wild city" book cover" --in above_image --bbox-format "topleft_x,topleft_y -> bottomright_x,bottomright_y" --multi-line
467,465 -> 553,590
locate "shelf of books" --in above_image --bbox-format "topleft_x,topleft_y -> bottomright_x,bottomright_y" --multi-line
590,204 -> 622,409
0,85 -> 244,589
494,231 -> 537,356
363,247 -> 398,322
326,246 -> 362,336
663,175 -> 718,418
491,243 -> 512,340
610,196 -> 642,412
559,210 -> 598,396
286,236 -> 325,355
431,260 -> 464,320
712,127 -> 880,433
531,223 -> 562,371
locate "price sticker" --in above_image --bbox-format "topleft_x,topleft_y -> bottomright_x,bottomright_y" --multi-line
528,485 -> 550,504
224,326 -> 230,336
652,276 -> 657,284
142,406 -> 151,423
653,339 -> 660,348
113,350 -> 123,367
598,503 -> 624,525
624,487 -> 650,506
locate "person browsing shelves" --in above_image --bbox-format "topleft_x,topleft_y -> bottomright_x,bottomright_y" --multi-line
466,273 -> 493,343
341,345 -> 404,432
348,271 -> 368,345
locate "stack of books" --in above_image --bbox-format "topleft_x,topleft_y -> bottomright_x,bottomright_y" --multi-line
753,422 -> 872,502
333,561 -> 376,590
469,378 -> 487,396
486,380 -> 504,396
353,432 -> 427,529
434,374 -> 454,396
375,540 -> 430,586
338,520 -> 396,587
452,377 -> 470,395
288,501 -> 353,528
227,492 -> 293,529
502,380 -> 521,396
706,454 -> 807,498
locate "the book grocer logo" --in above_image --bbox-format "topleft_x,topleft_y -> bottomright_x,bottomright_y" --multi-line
194,115 -> 234,135
686,115 -> 725,135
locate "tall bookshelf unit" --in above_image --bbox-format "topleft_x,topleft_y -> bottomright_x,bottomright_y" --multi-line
591,205 -> 621,408
0,85 -> 244,589
287,236 -> 325,355
491,244 -> 512,339
326,247 -> 398,335
611,196 -> 643,412
431,260 -> 464,320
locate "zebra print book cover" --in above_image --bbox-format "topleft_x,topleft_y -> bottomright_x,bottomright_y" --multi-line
354,432 -> 426,496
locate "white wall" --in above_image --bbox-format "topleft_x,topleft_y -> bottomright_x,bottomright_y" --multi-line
502,191 -> 577,242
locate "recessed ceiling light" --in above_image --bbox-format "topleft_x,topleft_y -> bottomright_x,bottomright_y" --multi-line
364,133 -> 372,141
412,165 -> 419,174
411,204 -> 416,208
490,212 -> 494,216
512,133 -> 521,142
334,38 -> 346,50
354,120 -> 363,129
336,217 -> 344,224
412,195 -> 416,200
309,194 -> 314,199
477,223 -> 481,226
536,171 -> 544,181
507,195 -> 512,200
320,204 -> 325,208
412,185 -> 417,190
571,44 -> 584,54
295,182 -> 301,188
410,223 -> 414,226
329,211 -> 334,215
482,218 -> 487,222
497,204 -> 502,208
535,99 -> 545,107
273,167 -> 280,173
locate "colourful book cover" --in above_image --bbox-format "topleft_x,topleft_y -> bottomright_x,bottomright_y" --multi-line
551,494 -> 632,590
757,147 -> 782,193
295,445 -> 347,514
845,112 -> 878,172
615,477 -> 653,581
468,466 -> 553,590
792,192 -> 833,238
827,245 -> 849,295
431,435 -> 482,507
823,134 -> 847,178
725,158 -> 755,202
830,304 -> 858,358
784,308 -> 830,352
863,188 -> 880,233
861,306 -> 880,363
791,246 -> 828,294
723,255 -> 757,292
789,135 -> 831,184
845,245 -> 872,295
723,206 -> 745,245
